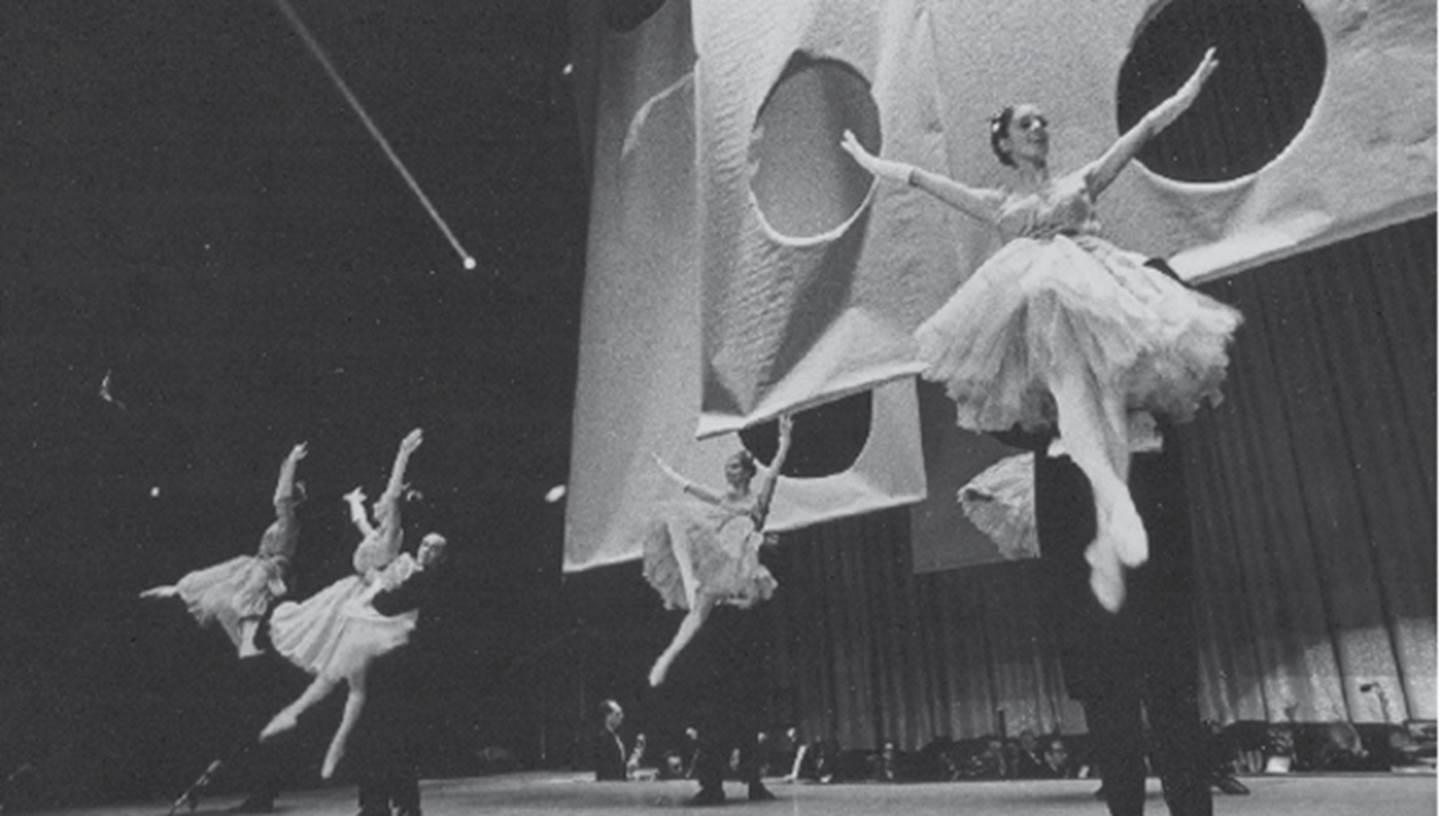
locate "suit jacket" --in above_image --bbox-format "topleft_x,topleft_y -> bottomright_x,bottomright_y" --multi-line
593,729 -> 628,781
996,422 -> 1200,703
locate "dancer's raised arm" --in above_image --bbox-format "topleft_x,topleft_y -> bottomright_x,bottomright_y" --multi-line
379,429 -> 424,508
751,414 -> 793,527
1084,48 -> 1218,198
651,453 -> 724,505
273,442 -> 308,507
840,130 -> 1006,223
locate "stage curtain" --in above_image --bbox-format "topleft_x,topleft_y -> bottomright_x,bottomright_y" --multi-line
768,217 -> 1435,747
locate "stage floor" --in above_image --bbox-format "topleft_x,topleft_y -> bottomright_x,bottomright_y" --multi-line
51,771 -> 1437,815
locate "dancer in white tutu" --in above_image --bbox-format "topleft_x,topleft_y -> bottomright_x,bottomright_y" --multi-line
141,441 -> 309,658
259,428 -> 425,779
841,48 -> 1240,611
644,414 -> 793,687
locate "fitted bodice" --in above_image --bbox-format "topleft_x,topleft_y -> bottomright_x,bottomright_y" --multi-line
995,173 -> 1100,242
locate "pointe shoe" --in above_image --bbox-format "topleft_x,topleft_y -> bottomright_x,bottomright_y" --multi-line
1085,542 -> 1126,613
648,658 -> 670,688
321,743 -> 345,780
1104,498 -> 1149,568
259,711 -> 297,743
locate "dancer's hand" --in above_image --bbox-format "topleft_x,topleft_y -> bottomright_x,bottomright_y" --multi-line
399,428 -> 423,455
343,486 -> 367,505
840,130 -> 910,183
289,441 -> 309,462
778,413 -> 794,442
1149,47 -> 1218,132
1176,48 -> 1219,107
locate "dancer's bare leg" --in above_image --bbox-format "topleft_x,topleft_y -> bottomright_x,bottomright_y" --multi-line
1049,361 -> 1144,612
649,596 -> 717,687
140,585 -> 179,600
321,671 -> 367,779
259,675 -> 339,742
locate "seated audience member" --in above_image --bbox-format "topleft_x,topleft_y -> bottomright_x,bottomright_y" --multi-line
1042,737 -> 1077,779
1014,729 -> 1049,779
627,732 -> 648,779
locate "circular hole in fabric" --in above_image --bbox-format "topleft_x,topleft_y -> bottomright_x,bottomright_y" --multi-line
1117,0 -> 1326,182
739,390 -> 872,479
750,55 -> 881,239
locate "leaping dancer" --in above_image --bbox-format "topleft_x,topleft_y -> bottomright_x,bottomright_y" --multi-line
142,442 -> 308,658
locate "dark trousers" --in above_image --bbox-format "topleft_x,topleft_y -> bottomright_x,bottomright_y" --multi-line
1035,438 -> 1212,816
223,652 -> 314,804
348,652 -> 425,816
663,605 -> 767,794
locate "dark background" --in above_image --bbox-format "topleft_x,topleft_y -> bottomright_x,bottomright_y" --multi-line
0,1 -> 593,803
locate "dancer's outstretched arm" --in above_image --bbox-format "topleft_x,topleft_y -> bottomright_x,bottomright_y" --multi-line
651,453 -> 724,505
840,130 -> 1006,223
273,442 -> 308,508
373,429 -> 423,527
751,414 -> 794,528
1084,48 -> 1217,198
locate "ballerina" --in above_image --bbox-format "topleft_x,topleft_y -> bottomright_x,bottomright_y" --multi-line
259,428 -> 425,779
841,48 -> 1240,611
643,414 -> 793,687
141,441 -> 308,658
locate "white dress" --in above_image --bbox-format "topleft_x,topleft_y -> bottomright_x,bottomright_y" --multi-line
267,497 -> 415,681
642,497 -> 777,611
915,172 -> 1240,591
174,495 -> 300,655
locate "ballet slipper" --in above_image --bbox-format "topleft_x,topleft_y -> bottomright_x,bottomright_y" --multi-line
259,710 -> 297,742
1085,540 -> 1126,613
321,740 -> 345,780
1101,494 -> 1149,568
648,655 -> 671,688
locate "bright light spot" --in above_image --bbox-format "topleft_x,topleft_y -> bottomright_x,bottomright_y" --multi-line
463,256 -> 477,271
562,63 -> 574,76
149,486 -> 161,498
544,484 -> 567,503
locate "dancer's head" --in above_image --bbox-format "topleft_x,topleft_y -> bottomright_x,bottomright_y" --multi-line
417,532 -> 449,568
990,104 -> 1049,168
599,699 -> 624,731
725,450 -> 758,488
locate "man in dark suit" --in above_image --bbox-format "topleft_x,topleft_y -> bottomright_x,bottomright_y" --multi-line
592,699 -> 629,781
1031,421 -> 1212,816
661,603 -> 776,805
347,532 -> 451,816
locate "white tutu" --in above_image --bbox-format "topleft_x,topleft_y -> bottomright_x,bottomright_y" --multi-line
642,500 -> 777,611
958,454 -> 1039,561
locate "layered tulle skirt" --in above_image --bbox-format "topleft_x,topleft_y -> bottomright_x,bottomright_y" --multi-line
915,234 -> 1241,431
268,560 -> 417,681
175,554 -> 287,653
958,453 -> 1039,561
642,502 -> 777,611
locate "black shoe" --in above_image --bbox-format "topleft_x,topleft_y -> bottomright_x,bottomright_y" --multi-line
688,787 -> 726,806
1213,775 -> 1250,795
748,783 -> 777,801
